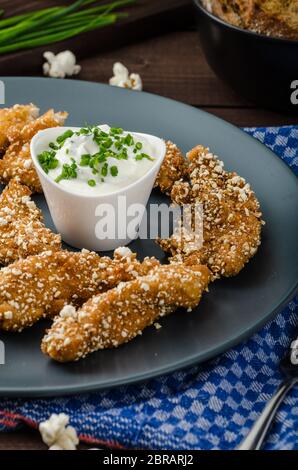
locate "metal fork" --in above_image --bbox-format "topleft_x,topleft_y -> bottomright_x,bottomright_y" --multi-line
237,338 -> 298,450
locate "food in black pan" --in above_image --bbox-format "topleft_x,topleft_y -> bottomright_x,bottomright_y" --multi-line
202,0 -> 298,40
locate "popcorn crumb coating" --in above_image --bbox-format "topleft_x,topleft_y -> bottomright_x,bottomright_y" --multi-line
0,104 -> 39,155
41,264 -> 210,362
0,179 -> 61,265
154,141 -> 187,195
0,108 -> 68,192
158,145 -> 263,278
0,248 -> 159,332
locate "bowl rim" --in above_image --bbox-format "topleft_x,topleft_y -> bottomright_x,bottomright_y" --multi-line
192,0 -> 298,45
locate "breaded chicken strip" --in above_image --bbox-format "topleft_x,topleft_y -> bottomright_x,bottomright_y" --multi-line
0,109 -> 68,192
154,141 -> 187,195
0,247 -> 159,332
0,104 -> 39,155
158,145 -> 263,278
41,264 -> 210,362
0,179 -> 61,265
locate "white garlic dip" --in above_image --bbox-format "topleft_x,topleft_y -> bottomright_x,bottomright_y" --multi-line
37,124 -> 157,196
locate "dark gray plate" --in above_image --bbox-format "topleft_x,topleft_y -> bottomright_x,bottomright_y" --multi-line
0,77 -> 297,397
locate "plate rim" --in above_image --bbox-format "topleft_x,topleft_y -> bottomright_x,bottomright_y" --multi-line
0,76 -> 297,397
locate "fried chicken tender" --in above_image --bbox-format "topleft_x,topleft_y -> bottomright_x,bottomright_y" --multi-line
158,145 -> 263,278
154,141 -> 187,195
0,247 -> 159,332
0,179 -> 61,265
41,264 -> 210,362
0,104 -> 39,155
0,109 -> 68,192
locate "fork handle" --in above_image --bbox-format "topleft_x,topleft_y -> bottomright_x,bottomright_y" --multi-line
237,377 -> 298,450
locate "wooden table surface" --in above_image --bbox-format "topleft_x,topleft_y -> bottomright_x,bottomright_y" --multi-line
1,13 -> 297,451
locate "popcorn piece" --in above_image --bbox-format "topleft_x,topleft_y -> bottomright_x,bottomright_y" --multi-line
43,51 -> 81,79
39,413 -> 79,451
109,62 -> 143,91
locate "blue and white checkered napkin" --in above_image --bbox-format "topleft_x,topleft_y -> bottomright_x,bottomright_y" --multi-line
0,126 -> 297,450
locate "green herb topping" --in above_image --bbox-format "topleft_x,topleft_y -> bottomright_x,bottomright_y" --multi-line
38,150 -> 59,174
55,161 -> 77,183
56,129 -> 74,146
135,153 -> 154,161
38,124 -> 154,187
110,165 -> 118,177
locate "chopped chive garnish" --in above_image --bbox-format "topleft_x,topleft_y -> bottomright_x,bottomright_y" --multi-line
135,153 -> 154,161
80,154 -> 91,166
38,150 -> 59,174
110,165 -> 118,177
110,127 -> 123,135
101,162 -> 108,177
56,129 -> 74,145
49,142 -> 58,150
102,138 -> 113,148
43,123 -> 154,187
115,141 -> 123,150
55,162 -> 77,183
124,134 -> 134,146
118,152 -> 128,160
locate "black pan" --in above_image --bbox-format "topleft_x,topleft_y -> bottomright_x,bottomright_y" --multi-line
193,0 -> 298,113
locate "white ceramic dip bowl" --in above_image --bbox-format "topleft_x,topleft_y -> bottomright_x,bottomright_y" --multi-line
30,126 -> 166,251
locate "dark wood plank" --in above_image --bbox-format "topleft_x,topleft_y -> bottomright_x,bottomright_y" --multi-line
0,428 -> 90,450
78,30 -> 250,107
79,30 -> 298,125
0,429 -> 47,450
0,0 -> 193,75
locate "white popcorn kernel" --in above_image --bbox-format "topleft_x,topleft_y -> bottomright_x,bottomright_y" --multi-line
39,413 -> 79,451
109,62 -> 143,91
43,51 -> 81,79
